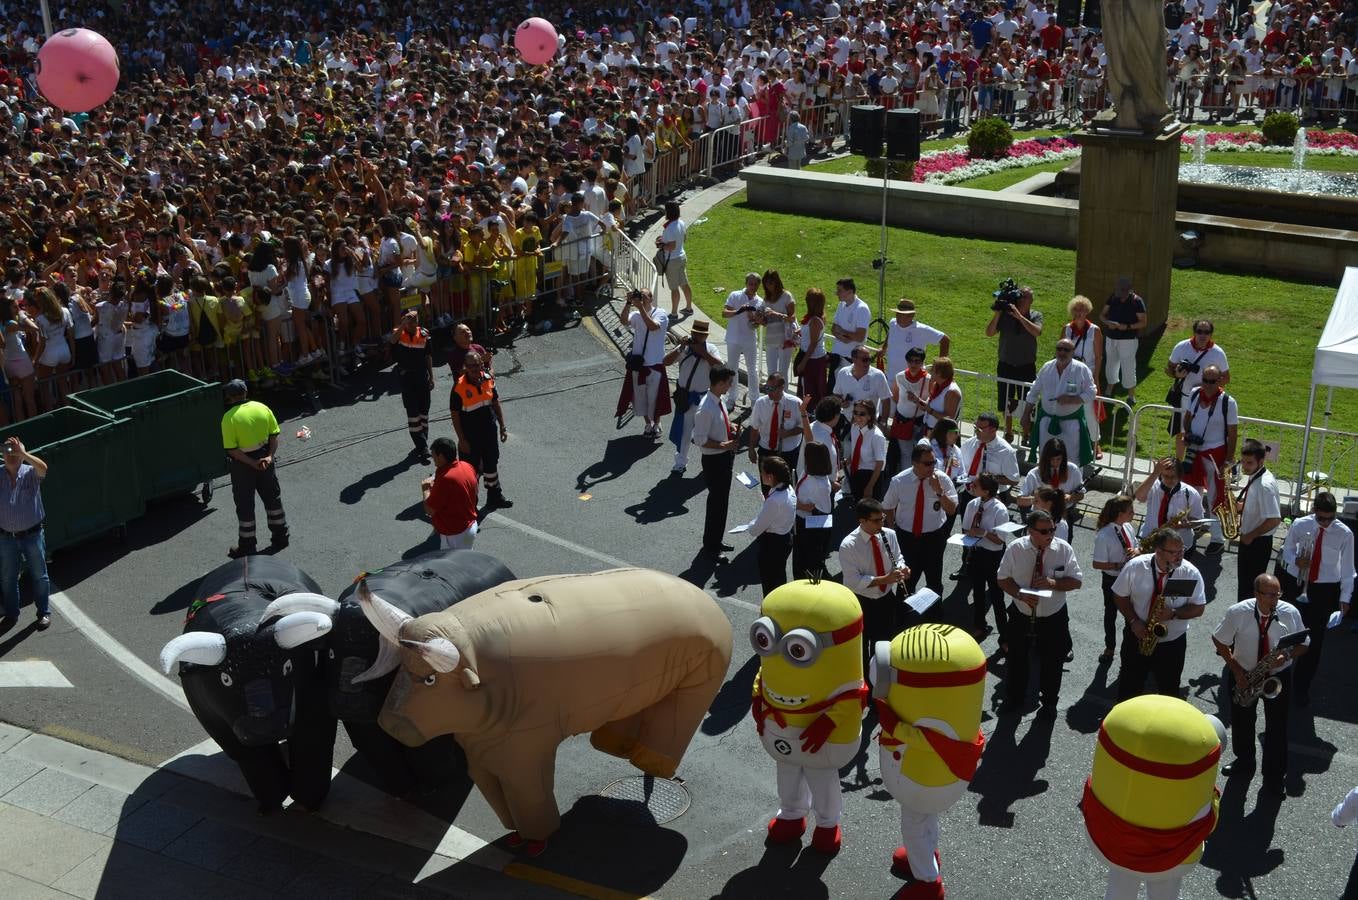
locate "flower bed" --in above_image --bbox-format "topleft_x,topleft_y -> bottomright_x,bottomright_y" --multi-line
1179,129 -> 1358,156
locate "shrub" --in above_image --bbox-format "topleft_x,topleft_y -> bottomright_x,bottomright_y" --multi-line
967,117 -> 1014,160
1261,111 -> 1300,147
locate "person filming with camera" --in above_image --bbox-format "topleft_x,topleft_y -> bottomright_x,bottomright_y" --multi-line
984,280 -> 1044,443
615,288 -> 670,440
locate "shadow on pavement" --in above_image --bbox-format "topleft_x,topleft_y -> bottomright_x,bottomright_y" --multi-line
0,619 -> 40,658
711,842 -> 832,899
1201,773 -> 1286,896
970,715 -> 1053,829
53,497 -> 215,592
701,654 -> 759,736
623,471 -> 708,524
339,455 -> 425,506
1065,656 -> 1117,734
577,434 -> 665,492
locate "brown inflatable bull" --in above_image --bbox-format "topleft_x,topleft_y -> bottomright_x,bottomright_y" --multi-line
360,567 -> 733,852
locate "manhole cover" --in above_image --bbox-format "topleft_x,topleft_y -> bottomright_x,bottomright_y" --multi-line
595,775 -> 691,825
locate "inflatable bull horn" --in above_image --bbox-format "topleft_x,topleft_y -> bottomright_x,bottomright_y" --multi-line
160,631 -> 227,672
353,579 -> 414,684
260,592 -> 341,622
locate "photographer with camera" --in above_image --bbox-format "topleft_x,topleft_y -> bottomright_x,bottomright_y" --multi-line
615,288 -> 671,440
984,280 -> 1044,443
722,274 -> 764,412
1177,364 -> 1238,554
665,320 -> 723,475
1164,319 -> 1230,434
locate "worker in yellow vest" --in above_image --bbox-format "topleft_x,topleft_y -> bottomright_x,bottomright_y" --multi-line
450,350 -> 512,508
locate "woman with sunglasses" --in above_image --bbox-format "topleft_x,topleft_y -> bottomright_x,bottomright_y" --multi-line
845,399 -> 887,502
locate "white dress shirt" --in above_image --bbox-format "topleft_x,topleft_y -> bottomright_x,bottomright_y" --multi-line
1020,461 -> 1084,499
932,439 -> 964,483
1180,388 -> 1239,451
883,468 -> 958,534
1212,598 -> 1307,672
998,536 -> 1083,616
810,420 -> 839,473
961,496 -> 1009,551
751,393 -> 804,453
1093,523 -> 1138,575
1282,515 -> 1355,603
846,423 -> 888,473
1139,479 -> 1205,546
693,391 -> 733,456
885,319 -> 946,379
1110,555 -> 1207,643
959,435 -> 1021,486
830,297 -> 872,356
795,473 -> 833,521
628,307 -> 670,366
1237,467 -> 1281,535
1024,357 -> 1096,415
746,484 -> 796,537
839,526 -> 905,599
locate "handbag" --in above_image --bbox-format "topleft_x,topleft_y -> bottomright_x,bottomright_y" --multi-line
195,304 -> 218,348
672,347 -> 701,414
791,348 -> 807,376
625,325 -> 651,372
652,248 -> 670,277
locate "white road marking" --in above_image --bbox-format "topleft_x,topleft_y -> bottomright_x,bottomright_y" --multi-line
488,512 -> 764,613
0,660 -> 72,688
48,590 -> 190,712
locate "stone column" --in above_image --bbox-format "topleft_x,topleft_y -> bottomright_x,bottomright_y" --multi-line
1073,123 -> 1188,335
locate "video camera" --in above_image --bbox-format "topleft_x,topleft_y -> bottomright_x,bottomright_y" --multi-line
1180,433 -> 1204,474
992,278 -> 1023,312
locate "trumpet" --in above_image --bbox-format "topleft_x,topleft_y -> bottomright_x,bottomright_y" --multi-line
1138,593 -> 1170,656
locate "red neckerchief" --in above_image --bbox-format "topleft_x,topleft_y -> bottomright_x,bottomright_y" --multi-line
1192,337 -> 1215,352
1048,464 -> 1063,488
901,367 -> 927,384
929,378 -> 952,400
1067,319 -> 1089,340
1082,779 -> 1219,873
752,683 -> 868,731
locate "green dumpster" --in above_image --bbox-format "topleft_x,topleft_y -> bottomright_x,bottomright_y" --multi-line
0,408 -> 144,552
71,370 -> 228,504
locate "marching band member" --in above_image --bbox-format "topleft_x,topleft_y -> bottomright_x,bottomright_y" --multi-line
955,411 -> 1021,524
1280,493 -> 1355,708
1212,573 -> 1308,798
1111,528 -> 1206,701
839,499 -> 910,673
792,441 -> 836,580
883,442 -> 958,601
996,509 -> 1083,717
846,400 -> 888,501
1091,495 -> 1138,662
1176,363 -> 1238,554
1017,437 -> 1084,512
1234,438 -> 1282,601
1134,457 -> 1205,551
748,373 -> 804,491
962,473 -> 1010,641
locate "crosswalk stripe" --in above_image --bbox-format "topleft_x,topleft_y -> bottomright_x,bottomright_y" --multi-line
0,661 -> 72,688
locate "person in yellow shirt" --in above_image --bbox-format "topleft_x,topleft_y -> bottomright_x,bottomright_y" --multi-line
187,276 -> 223,382
462,225 -> 498,322
216,275 -> 264,386
221,380 -> 288,558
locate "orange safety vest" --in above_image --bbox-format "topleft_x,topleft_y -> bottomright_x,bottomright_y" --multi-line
394,326 -> 428,348
453,375 -> 496,413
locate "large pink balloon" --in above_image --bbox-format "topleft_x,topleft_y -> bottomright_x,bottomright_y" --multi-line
514,17 -> 559,67
36,28 -> 120,113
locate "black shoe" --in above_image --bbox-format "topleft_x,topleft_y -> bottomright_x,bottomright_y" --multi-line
1297,692 -> 1311,708
1260,781 -> 1286,799
1221,759 -> 1255,777
0,616 -> 15,637
716,542 -> 735,552
270,531 -> 290,551
1205,542 -> 1225,556
489,493 -> 514,509
35,614 -> 51,631
1036,705 -> 1058,722
227,544 -> 257,559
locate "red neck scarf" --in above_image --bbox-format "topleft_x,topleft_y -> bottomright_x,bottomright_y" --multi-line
1192,338 -> 1215,353
902,367 -> 927,384
929,378 -> 952,400
1068,319 -> 1089,340
876,698 -> 986,781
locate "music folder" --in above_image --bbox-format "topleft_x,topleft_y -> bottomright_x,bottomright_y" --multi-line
1163,578 -> 1198,598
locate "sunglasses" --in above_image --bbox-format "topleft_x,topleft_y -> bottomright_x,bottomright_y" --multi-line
1055,347 -> 1072,354
1317,514 -> 1337,524
1030,527 -> 1056,535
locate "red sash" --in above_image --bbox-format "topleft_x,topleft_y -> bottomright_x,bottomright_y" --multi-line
752,683 -> 868,731
1081,778 -> 1219,873
875,699 -> 986,781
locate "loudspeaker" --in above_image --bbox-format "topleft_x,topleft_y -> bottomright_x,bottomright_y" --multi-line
849,104 -> 885,158
1057,0 -> 1081,27
885,108 -> 921,162
1082,0 -> 1101,28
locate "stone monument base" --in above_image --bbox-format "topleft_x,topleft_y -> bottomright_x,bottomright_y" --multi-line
1073,123 -> 1188,333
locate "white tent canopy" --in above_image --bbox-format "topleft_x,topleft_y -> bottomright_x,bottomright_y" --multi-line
1298,266 -> 1358,507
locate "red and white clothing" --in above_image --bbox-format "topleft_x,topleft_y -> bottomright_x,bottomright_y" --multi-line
923,379 -> 962,430
839,526 -> 905,599
1063,319 -> 1103,443
1111,556 -> 1208,644
752,392 -> 804,454
1020,460 -> 1083,501
892,368 -> 931,447
958,435 -> 1021,488
1167,338 -> 1229,397
1212,598 -> 1307,674
846,422 -> 888,476
1282,515 -> 1356,604
1179,386 -> 1238,514
883,468 -> 958,535
1138,479 -> 1205,548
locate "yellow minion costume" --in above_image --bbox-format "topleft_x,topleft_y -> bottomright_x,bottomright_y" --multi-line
750,580 -> 866,854
870,624 -> 987,899
1082,695 -> 1223,900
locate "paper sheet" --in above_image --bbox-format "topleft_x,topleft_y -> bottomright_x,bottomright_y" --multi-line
804,514 -> 832,530
728,523 -> 751,534
736,471 -> 758,489
995,521 -> 1025,534
904,589 -> 941,615
1329,610 -> 1344,630
947,533 -> 980,548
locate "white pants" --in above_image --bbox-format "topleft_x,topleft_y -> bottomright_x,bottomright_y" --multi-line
773,760 -> 846,827
674,408 -> 697,468
632,369 -> 661,422
1034,406 -> 1087,463
1105,338 -> 1139,392
898,806 -> 942,882
1103,867 -> 1187,900
438,521 -> 477,550
1084,397 -> 1101,444
765,341 -> 793,387
726,340 -> 759,410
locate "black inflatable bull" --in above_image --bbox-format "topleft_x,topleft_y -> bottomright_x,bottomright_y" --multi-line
327,550 -> 516,796
160,557 -> 338,813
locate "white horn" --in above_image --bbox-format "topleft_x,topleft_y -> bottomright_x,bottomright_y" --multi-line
160,632 -> 227,674
357,580 -> 413,643
273,611 -> 334,650
350,641 -> 404,685
400,637 -> 461,673
260,592 -> 340,623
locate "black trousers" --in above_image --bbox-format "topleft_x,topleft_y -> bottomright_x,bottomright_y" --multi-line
858,591 -> 900,673
1291,580 -> 1341,698
792,521 -> 831,580
230,450 -> 287,548
701,451 -> 734,551
969,547 -> 1006,632
1229,666 -> 1292,788
1116,631 -> 1188,700
1237,536 -> 1274,601
996,360 -> 1036,419
1101,573 -> 1120,651
1005,605 -> 1070,708
756,531 -> 793,597
463,423 -> 503,494
400,376 -> 432,450
897,526 -> 947,598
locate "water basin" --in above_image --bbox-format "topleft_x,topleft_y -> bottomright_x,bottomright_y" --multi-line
1178,163 -> 1358,198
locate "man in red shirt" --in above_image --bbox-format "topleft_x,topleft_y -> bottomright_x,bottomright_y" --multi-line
1040,18 -> 1065,52
421,437 -> 480,550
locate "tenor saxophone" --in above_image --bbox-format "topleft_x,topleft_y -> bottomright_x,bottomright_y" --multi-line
1138,507 -> 1195,554
1232,650 -> 1286,705
1138,592 -> 1170,656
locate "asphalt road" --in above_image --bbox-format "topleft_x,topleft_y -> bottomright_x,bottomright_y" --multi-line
4,319 -> 1357,900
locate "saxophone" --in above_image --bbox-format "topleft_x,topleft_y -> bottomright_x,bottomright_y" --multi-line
1232,649 -> 1287,705
1216,465 -> 1241,542
1138,592 -> 1170,656
1138,507 -> 1195,554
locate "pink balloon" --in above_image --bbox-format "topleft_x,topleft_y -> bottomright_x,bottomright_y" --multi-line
36,28 -> 120,113
514,17 -> 559,67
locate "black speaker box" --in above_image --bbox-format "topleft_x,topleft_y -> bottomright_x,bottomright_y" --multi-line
885,108 -> 921,162
849,104 -> 885,157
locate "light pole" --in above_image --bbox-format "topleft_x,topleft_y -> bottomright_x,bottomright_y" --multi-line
39,0 -> 53,37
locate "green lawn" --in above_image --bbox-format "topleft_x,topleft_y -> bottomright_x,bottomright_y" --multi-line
683,198 -> 1345,469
